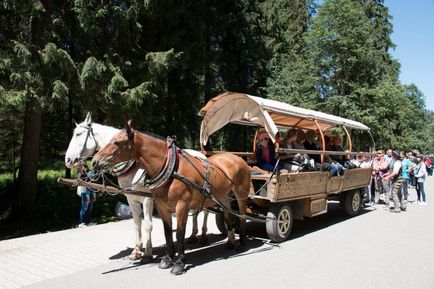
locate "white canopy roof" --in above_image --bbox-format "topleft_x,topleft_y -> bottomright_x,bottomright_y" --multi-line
199,92 -> 370,145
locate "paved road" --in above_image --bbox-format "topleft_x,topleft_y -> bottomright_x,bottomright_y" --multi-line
1,177 -> 434,289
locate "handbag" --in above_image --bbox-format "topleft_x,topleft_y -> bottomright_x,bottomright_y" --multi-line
77,185 -> 87,196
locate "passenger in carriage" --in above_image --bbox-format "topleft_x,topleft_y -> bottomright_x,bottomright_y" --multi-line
279,129 -> 298,171
325,134 -> 345,177
250,132 -> 281,172
303,130 -> 321,164
292,130 -> 306,150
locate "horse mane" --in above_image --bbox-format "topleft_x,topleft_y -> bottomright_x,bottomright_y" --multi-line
139,130 -> 167,142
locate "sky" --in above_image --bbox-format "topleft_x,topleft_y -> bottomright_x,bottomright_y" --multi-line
386,0 -> 434,111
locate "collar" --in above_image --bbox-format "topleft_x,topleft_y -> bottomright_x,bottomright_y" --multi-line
112,160 -> 137,177
144,136 -> 179,190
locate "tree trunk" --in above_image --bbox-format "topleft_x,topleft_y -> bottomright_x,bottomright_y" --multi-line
13,97 -> 42,219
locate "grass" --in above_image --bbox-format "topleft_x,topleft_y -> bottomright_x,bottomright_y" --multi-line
0,168 -> 126,240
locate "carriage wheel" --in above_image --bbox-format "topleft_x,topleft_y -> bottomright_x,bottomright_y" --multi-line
344,189 -> 362,216
266,204 -> 293,242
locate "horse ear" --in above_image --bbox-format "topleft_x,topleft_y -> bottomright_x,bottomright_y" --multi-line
125,119 -> 134,138
84,112 -> 92,124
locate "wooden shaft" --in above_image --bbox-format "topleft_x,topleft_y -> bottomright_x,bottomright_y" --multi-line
57,177 -> 153,198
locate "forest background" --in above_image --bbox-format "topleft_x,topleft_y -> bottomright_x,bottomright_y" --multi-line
0,0 -> 433,239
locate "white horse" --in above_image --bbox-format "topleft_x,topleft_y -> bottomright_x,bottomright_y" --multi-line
65,113 -> 209,260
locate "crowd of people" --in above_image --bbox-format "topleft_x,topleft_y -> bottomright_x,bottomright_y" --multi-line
252,128 -> 355,175
250,128 -> 432,213
366,149 -> 431,212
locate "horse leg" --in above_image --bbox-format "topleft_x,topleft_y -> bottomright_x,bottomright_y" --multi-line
199,211 -> 209,244
157,204 -> 175,270
142,197 -> 153,261
171,201 -> 189,275
222,199 -> 236,250
127,197 -> 143,260
187,210 -> 199,243
234,186 -> 249,247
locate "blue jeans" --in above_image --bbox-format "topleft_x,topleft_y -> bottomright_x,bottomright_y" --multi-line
329,162 -> 344,176
80,190 -> 94,224
417,181 -> 426,202
401,178 -> 409,201
250,162 -> 282,172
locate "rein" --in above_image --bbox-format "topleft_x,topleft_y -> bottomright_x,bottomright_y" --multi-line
79,124 -> 97,158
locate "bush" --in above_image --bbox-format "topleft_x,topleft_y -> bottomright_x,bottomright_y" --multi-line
0,169 -> 126,240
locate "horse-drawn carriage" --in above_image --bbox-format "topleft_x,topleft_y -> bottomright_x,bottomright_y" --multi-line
198,92 -> 373,242
63,92 -> 373,274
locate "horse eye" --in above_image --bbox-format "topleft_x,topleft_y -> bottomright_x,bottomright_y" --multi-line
76,132 -> 83,136
114,141 -> 122,147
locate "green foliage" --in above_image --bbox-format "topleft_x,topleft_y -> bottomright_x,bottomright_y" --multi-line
0,169 -> 125,240
0,0 -> 433,238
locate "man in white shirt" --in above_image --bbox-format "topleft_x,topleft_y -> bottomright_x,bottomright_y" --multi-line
383,151 -> 404,213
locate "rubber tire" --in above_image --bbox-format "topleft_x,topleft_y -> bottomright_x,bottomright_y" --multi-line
344,189 -> 362,216
266,204 -> 293,242
215,211 -> 241,235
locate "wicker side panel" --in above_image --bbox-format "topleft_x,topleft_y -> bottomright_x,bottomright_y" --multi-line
341,168 -> 372,190
274,172 -> 328,201
310,198 -> 327,216
327,176 -> 342,193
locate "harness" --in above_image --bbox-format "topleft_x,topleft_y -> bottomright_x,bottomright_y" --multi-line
143,137 -> 212,198
79,123 -> 97,158
104,131 -> 267,223
112,160 -> 137,177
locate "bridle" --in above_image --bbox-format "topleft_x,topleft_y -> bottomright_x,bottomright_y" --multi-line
78,123 -> 97,159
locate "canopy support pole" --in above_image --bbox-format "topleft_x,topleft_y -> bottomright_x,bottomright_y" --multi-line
343,125 -> 352,152
314,120 -> 325,163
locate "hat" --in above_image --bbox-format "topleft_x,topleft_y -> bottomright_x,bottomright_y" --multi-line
416,154 -> 423,159
392,150 -> 401,159
258,132 -> 270,140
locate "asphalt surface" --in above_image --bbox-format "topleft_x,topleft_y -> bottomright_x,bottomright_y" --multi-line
1,177 -> 433,289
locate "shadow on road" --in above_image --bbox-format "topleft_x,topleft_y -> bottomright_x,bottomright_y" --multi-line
245,202 -> 373,241
103,232 -> 271,274
103,202 -> 373,274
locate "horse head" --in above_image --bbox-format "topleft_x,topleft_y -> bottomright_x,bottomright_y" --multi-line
65,112 -> 98,168
92,119 -> 136,171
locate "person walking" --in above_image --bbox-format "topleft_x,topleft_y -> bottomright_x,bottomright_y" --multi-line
414,155 -> 428,205
372,150 -> 389,204
383,151 -> 405,213
400,151 -> 412,203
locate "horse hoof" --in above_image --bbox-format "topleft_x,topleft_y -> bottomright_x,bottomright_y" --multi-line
140,255 -> 154,264
225,242 -> 235,250
236,243 -> 246,252
187,236 -> 198,243
170,260 -> 185,275
128,251 -> 143,261
158,256 -> 173,269
199,235 -> 208,245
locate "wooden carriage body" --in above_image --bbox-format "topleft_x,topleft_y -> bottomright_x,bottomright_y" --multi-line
199,92 -> 374,242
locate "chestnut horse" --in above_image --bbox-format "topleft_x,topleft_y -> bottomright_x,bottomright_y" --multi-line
92,121 -> 251,275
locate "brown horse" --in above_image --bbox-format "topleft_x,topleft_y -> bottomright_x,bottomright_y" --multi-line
92,121 -> 251,275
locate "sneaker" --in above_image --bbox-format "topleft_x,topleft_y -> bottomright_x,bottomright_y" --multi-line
87,222 -> 97,226
420,202 -> 427,206
389,209 -> 401,213
78,223 -> 87,228
401,207 -> 407,212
